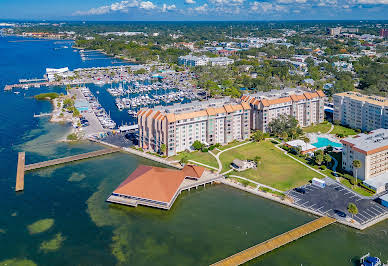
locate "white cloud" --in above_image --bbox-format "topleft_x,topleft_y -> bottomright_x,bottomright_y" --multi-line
74,0 -> 158,15
194,3 -> 209,12
356,0 -> 388,3
251,1 -> 286,12
210,0 -> 245,5
139,1 -> 157,9
185,0 -> 196,4
162,3 -> 176,12
277,0 -> 307,3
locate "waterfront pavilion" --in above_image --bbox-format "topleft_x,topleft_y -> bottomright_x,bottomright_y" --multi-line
107,164 -> 217,210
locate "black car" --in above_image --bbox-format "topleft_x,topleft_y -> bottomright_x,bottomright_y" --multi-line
294,187 -> 306,194
334,209 -> 347,218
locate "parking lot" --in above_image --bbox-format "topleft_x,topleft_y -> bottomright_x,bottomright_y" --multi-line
99,131 -> 138,148
287,180 -> 388,225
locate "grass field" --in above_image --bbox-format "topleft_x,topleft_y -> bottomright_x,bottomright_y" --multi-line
303,122 -> 332,133
219,141 -> 318,191
331,125 -> 357,136
169,151 -> 219,169
302,121 -> 357,137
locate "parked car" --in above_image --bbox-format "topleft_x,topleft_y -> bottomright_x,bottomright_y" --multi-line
294,187 -> 306,194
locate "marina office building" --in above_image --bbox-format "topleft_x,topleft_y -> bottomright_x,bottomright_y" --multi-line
333,91 -> 388,132
241,88 -> 325,133
137,98 -> 251,156
341,128 -> 388,193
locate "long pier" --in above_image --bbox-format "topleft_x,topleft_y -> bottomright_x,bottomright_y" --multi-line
211,216 -> 336,266
15,148 -> 120,191
24,148 -> 120,171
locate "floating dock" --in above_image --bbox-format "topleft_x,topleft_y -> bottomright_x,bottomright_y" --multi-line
211,216 -> 336,266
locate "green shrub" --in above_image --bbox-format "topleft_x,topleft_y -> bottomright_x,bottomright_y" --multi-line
34,92 -> 59,100
66,133 -> 78,141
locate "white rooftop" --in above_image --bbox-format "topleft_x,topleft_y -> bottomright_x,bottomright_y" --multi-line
286,139 -> 316,152
364,172 -> 388,190
342,128 -> 388,153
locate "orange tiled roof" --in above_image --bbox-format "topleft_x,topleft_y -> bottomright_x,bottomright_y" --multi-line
261,99 -> 270,107
113,165 -> 187,204
242,102 -> 251,110
224,105 -> 234,113
153,111 -> 161,119
166,113 -> 176,122
182,164 -> 205,179
317,90 -> 325,97
206,107 -> 217,116
267,96 -> 292,105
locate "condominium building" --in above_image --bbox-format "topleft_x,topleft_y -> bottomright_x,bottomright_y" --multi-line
178,55 -> 234,67
341,128 -> 388,193
137,98 -> 251,156
241,88 -> 325,133
333,91 -> 388,132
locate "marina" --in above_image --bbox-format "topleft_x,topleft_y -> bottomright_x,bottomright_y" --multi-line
1,34 -> 387,266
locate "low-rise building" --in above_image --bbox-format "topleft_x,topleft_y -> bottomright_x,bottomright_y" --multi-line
137,98 -> 251,156
178,55 -> 234,67
178,55 -> 208,67
285,139 -> 317,155
242,88 -> 325,133
106,164 -> 209,210
333,91 -> 388,132
341,128 -> 388,193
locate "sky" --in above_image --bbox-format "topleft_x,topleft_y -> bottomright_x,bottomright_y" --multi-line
0,0 -> 387,20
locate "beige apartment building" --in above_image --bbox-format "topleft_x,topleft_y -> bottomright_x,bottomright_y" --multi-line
341,128 -> 388,193
137,98 -> 251,156
333,91 -> 388,132
241,88 -> 325,132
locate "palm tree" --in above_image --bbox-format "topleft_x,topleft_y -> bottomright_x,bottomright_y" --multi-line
347,202 -> 358,221
352,160 -> 361,187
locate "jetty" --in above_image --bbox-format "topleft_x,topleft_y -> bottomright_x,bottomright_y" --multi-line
211,216 -> 336,266
15,148 -> 120,191
33,112 -> 52,118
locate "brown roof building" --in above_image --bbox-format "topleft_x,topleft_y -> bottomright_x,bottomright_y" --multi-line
137,98 -> 251,156
242,88 -> 325,133
107,164 -> 207,209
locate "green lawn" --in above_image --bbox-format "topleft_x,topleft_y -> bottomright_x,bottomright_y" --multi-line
340,179 -> 374,196
331,125 -> 357,136
217,140 -> 249,151
169,151 -> 219,169
219,141 -> 319,191
302,121 -> 357,137
303,122 -> 332,133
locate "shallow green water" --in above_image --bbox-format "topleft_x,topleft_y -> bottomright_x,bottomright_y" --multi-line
0,35 -> 387,266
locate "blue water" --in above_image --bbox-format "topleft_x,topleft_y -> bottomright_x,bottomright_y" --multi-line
0,34 -> 387,265
312,137 -> 343,148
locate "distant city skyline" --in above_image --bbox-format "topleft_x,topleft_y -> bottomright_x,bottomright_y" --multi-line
1,0 -> 388,20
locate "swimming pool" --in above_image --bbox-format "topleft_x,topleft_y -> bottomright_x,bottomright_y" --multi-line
312,137 -> 343,148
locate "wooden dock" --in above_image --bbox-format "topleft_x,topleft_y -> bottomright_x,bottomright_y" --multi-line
15,152 -> 25,191
211,216 -> 336,266
15,148 -> 120,191
24,148 -> 120,171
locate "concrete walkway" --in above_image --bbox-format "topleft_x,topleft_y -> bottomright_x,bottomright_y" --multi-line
188,160 -> 218,171
229,175 -> 284,193
326,123 -> 334,134
329,155 -> 341,182
209,141 -> 252,174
